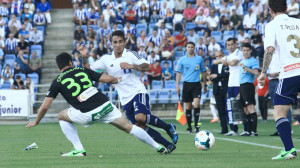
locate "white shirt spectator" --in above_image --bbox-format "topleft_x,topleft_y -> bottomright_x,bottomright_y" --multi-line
237,32 -> 249,43
287,2 -> 299,16
251,3 -> 263,16
34,13 -> 45,25
230,4 -> 243,16
0,18 -> 5,38
29,30 -> 43,43
220,4 -> 231,18
147,54 -> 160,64
164,0 -> 175,10
207,15 -> 219,28
24,3 -> 35,14
187,34 -> 198,44
211,0 -> 221,10
8,19 -> 21,30
208,42 -> 221,56
102,8 -> 115,25
174,0 -> 186,11
137,0 -> 149,8
173,13 -> 183,23
243,13 -> 256,29
195,14 -> 207,28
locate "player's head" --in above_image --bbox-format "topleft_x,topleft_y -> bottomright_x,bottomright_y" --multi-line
56,52 -> 73,71
111,30 -> 126,55
226,38 -> 237,53
268,0 -> 287,14
186,41 -> 195,55
241,43 -> 252,58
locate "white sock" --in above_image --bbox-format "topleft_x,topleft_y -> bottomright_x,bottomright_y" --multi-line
130,125 -> 161,150
210,104 -> 218,119
59,120 -> 84,151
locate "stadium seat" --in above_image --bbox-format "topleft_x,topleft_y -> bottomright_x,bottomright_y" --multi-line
197,31 -> 204,37
173,31 -> 180,37
247,30 -> 253,37
4,54 -> 16,69
148,23 -> 157,35
136,24 -> 147,37
149,91 -> 157,104
31,45 -> 42,57
217,41 -> 226,49
89,25 -> 98,31
36,26 -> 45,34
223,30 -> 234,42
223,49 -> 229,56
170,90 -> 179,103
211,31 -> 222,41
157,90 -> 169,104
0,83 -> 10,89
27,73 -> 39,85
152,80 -> 163,90
14,73 -> 26,81
165,80 -> 176,90
173,60 -> 178,69
185,22 -> 197,31
160,60 -> 172,69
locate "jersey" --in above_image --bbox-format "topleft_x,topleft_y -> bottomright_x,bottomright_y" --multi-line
176,55 -> 207,82
90,49 -> 148,105
226,48 -> 244,87
46,67 -> 108,112
264,14 -> 300,79
239,57 -> 259,84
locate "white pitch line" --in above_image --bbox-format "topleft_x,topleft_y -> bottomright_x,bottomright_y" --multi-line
176,130 -> 300,152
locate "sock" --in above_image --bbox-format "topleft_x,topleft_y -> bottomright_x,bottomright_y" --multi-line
246,114 -> 251,133
130,125 -> 160,150
146,114 -> 170,131
186,109 -> 192,129
276,118 -> 294,151
145,126 -> 171,147
243,118 -> 248,132
59,120 -> 84,151
194,108 -> 200,128
250,112 -> 257,133
210,104 -> 218,119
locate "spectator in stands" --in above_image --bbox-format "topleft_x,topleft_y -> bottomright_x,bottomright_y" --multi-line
37,0 -> 52,24
125,4 -> 137,25
237,28 -> 249,44
0,15 -> 5,38
10,74 -> 24,90
175,30 -> 187,51
150,0 -> 161,13
187,29 -> 198,44
19,24 -> 30,41
24,18 -> 33,31
194,9 -> 207,32
137,0 -> 149,9
175,0 -> 186,13
96,42 -> 107,58
147,41 -> 159,55
138,3 -> 149,24
287,0 -> 299,18
243,8 -> 257,31
196,37 -> 208,55
29,27 -> 44,46
162,61 -> 172,83
22,8 -> 33,23
165,30 -> 174,46
73,51 -> 83,68
196,0 -> 209,17
14,50 -> 28,74
254,70 -> 269,122
137,44 -> 147,59
148,60 -> 162,85
125,32 -> 136,50
102,4 -> 116,26
159,38 -> 174,61
28,51 -> 42,81
195,0 -> 209,10
97,14 -> 106,28
165,0 -> 175,11
250,29 -> 262,46
111,23 -> 120,32
229,9 -> 242,30
147,51 -> 160,64
148,29 -> 162,47
74,4 -> 87,25
74,25 -> 85,44
98,22 -> 111,40
72,42 -> 80,57
33,9 -> 46,26
102,36 -> 112,52
183,3 -> 196,22
159,2 -> 169,20
251,0 -> 263,17
150,10 -> 160,23
219,0 -> 230,19
0,64 -> 14,87
207,10 -> 219,31
0,47 -> 3,64
25,76 -> 31,90
8,14 -> 22,37
87,42 -> 98,64
115,7 -> 124,25
230,1 -> 243,16
137,30 -> 147,48
24,0 -> 35,15
0,37 -> 5,51
123,21 -> 135,36
17,37 -> 29,54
208,37 -> 221,58
219,15 -> 230,32
5,33 -> 18,54
87,7 -> 99,26
0,3 -> 9,17
86,27 -> 97,47
10,0 -> 23,16
256,17 -> 267,36
158,22 -> 167,38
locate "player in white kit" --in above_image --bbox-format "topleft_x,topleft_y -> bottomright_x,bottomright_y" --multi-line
258,0 -> 300,160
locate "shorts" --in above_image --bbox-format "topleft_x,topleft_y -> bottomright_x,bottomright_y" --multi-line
239,83 -> 256,107
182,81 -> 202,102
123,93 -> 151,124
274,76 -> 300,106
68,101 -> 122,127
210,96 -> 216,104
227,87 -> 240,98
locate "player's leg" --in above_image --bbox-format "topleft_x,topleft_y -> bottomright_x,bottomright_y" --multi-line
209,96 -> 218,123
58,108 -> 86,157
192,82 -> 202,133
185,102 -> 193,133
225,87 -> 239,136
247,105 -> 258,136
182,82 -> 193,133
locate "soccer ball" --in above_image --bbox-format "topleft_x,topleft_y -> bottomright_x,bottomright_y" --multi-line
194,130 -> 215,151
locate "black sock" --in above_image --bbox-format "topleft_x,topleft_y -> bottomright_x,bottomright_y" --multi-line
194,108 -> 200,128
186,109 -> 192,129
145,114 -> 170,131
250,112 -> 258,133
145,126 -> 171,147
246,114 -> 251,133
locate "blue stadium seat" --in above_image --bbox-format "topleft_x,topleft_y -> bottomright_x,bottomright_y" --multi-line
217,41 -> 226,49
157,90 -> 169,104
185,22 -> 196,31
247,30 -> 253,37
149,91 -> 157,104
211,31 -> 222,41
152,80 -> 163,90
170,90 -> 179,103
27,73 -> 39,85
173,31 -> 180,37
148,23 -> 157,35
31,45 -> 42,57
160,60 -> 172,69
4,54 -> 15,69
197,31 -> 204,37
36,26 -> 45,34
89,25 -> 98,31
223,49 -> 229,56
165,80 -> 176,89
14,73 -> 26,82
173,60 -> 178,69
175,51 -> 184,61
223,30 -> 234,42
136,23 -> 147,36
0,64 -> 2,71
0,83 -> 10,89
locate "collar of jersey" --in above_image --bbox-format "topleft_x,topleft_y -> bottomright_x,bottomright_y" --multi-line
274,14 -> 288,21
112,49 -> 126,60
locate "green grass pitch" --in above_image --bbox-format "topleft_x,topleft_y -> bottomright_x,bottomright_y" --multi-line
1,119 -> 300,168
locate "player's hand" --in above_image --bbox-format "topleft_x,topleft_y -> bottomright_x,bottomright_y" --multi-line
120,62 -> 134,69
78,44 -> 88,57
258,73 -> 266,86
176,86 -> 180,95
210,74 -> 217,79
26,121 -> 37,130
116,77 -> 122,83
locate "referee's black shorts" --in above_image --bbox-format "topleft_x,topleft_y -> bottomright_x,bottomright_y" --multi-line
240,83 -> 256,107
182,81 -> 202,102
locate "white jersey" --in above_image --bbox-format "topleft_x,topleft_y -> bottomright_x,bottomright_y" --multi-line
264,14 -> 300,79
90,49 -> 148,105
226,48 -> 244,87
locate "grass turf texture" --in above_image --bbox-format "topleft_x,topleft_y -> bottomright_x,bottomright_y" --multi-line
1,119 -> 300,168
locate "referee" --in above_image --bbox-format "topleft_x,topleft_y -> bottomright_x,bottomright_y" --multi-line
176,41 -> 207,133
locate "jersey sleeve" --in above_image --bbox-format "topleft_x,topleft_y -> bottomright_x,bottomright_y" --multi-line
46,80 -> 60,99
90,57 -> 106,71
176,58 -> 183,73
264,23 -> 276,49
129,50 -> 148,65
200,58 -> 207,72
251,59 -> 259,70
86,68 -> 103,82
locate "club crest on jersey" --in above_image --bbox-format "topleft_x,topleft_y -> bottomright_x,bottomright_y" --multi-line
110,64 -> 114,67
195,65 -> 200,70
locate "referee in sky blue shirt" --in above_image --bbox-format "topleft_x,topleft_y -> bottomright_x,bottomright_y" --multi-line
176,41 -> 207,133
239,43 -> 259,136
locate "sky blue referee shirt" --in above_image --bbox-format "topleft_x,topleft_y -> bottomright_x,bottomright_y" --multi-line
240,56 -> 259,84
176,55 -> 207,82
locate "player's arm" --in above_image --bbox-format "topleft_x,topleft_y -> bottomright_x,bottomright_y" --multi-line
227,59 -> 239,66
244,67 -> 259,76
258,47 -> 275,85
99,74 -> 120,84
120,62 -> 151,72
176,72 -> 182,94
78,44 -> 91,68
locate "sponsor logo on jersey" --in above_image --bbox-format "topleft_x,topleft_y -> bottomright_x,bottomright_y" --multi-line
283,63 -> 300,72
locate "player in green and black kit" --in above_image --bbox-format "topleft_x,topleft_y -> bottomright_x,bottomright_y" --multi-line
26,52 -> 167,156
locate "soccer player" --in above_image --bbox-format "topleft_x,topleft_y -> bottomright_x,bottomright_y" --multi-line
79,30 -> 178,153
176,41 -> 207,133
26,53 -> 168,156
258,0 -> 300,160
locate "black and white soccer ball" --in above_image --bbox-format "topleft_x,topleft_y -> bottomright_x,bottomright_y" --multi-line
194,130 -> 215,151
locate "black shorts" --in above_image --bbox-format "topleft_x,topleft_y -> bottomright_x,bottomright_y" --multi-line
182,81 -> 202,102
240,83 -> 256,107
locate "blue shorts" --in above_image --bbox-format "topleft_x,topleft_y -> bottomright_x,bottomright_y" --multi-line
227,87 -> 240,98
274,76 -> 300,106
123,93 -> 151,124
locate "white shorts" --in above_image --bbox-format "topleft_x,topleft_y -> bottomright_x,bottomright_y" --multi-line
68,101 -> 122,127
210,97 -> 216,104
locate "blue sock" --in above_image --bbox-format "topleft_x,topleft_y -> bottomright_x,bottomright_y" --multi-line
146,114 -> 170,131
145,126 -> 171,147
276,118 -> 294,151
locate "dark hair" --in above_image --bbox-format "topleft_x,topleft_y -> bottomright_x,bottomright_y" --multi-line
226,38 -> 236,44
111,30 -> 125,41
164,61 -> 169,64
155,60 -> 160,63
268,0 -> 287,13
56,52 -> 72,70
16,75 -> 21,79
186,41 -> 195,47
242,42 -> 252,49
